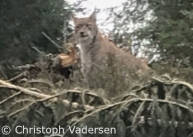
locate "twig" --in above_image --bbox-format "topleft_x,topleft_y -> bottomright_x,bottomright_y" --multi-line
15,64 -> 36,70
66,89 -> 108,104
139,117 -> 193,128
64,97 -> 193,135
29,88 -> 43,93
152,76 -> 193,93
63,98 -> 138,136
0,79 -> 49,98
9,99 -> 35,111
31,46 -> 44,55
41,32 -> 63,49
27,79 -> 54,88
62,110 -> 85,121
8,72 -> 28,82
8,101 -> 35,117
14,99 -> 34,105
0,92 -> 21,105
132,100 -> 146,126
0,79 -> 94,111
0,66 -> 7,79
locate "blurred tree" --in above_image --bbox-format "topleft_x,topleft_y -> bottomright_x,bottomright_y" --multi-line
139,0 -> 193,67
109,0 -> 193,67
107,0 -> 150,55
0,0 -> 73,65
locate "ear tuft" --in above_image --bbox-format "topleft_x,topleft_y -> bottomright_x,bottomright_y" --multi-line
89,11 -> 96,22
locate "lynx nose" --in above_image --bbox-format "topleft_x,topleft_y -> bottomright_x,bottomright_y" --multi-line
80,32 -> 88,38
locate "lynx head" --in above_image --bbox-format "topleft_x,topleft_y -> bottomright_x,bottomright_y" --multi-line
72,12 -> 98,45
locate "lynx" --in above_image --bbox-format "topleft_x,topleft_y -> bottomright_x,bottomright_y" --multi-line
73,12 -> 152,94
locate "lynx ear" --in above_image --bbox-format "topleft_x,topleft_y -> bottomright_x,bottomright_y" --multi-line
89,11 -> 96,22
72,14 -> 77,23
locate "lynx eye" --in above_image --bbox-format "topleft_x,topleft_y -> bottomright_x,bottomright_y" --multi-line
86,24 -> 92,30
76,26 -> 80,30
75,25 -> 82,31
